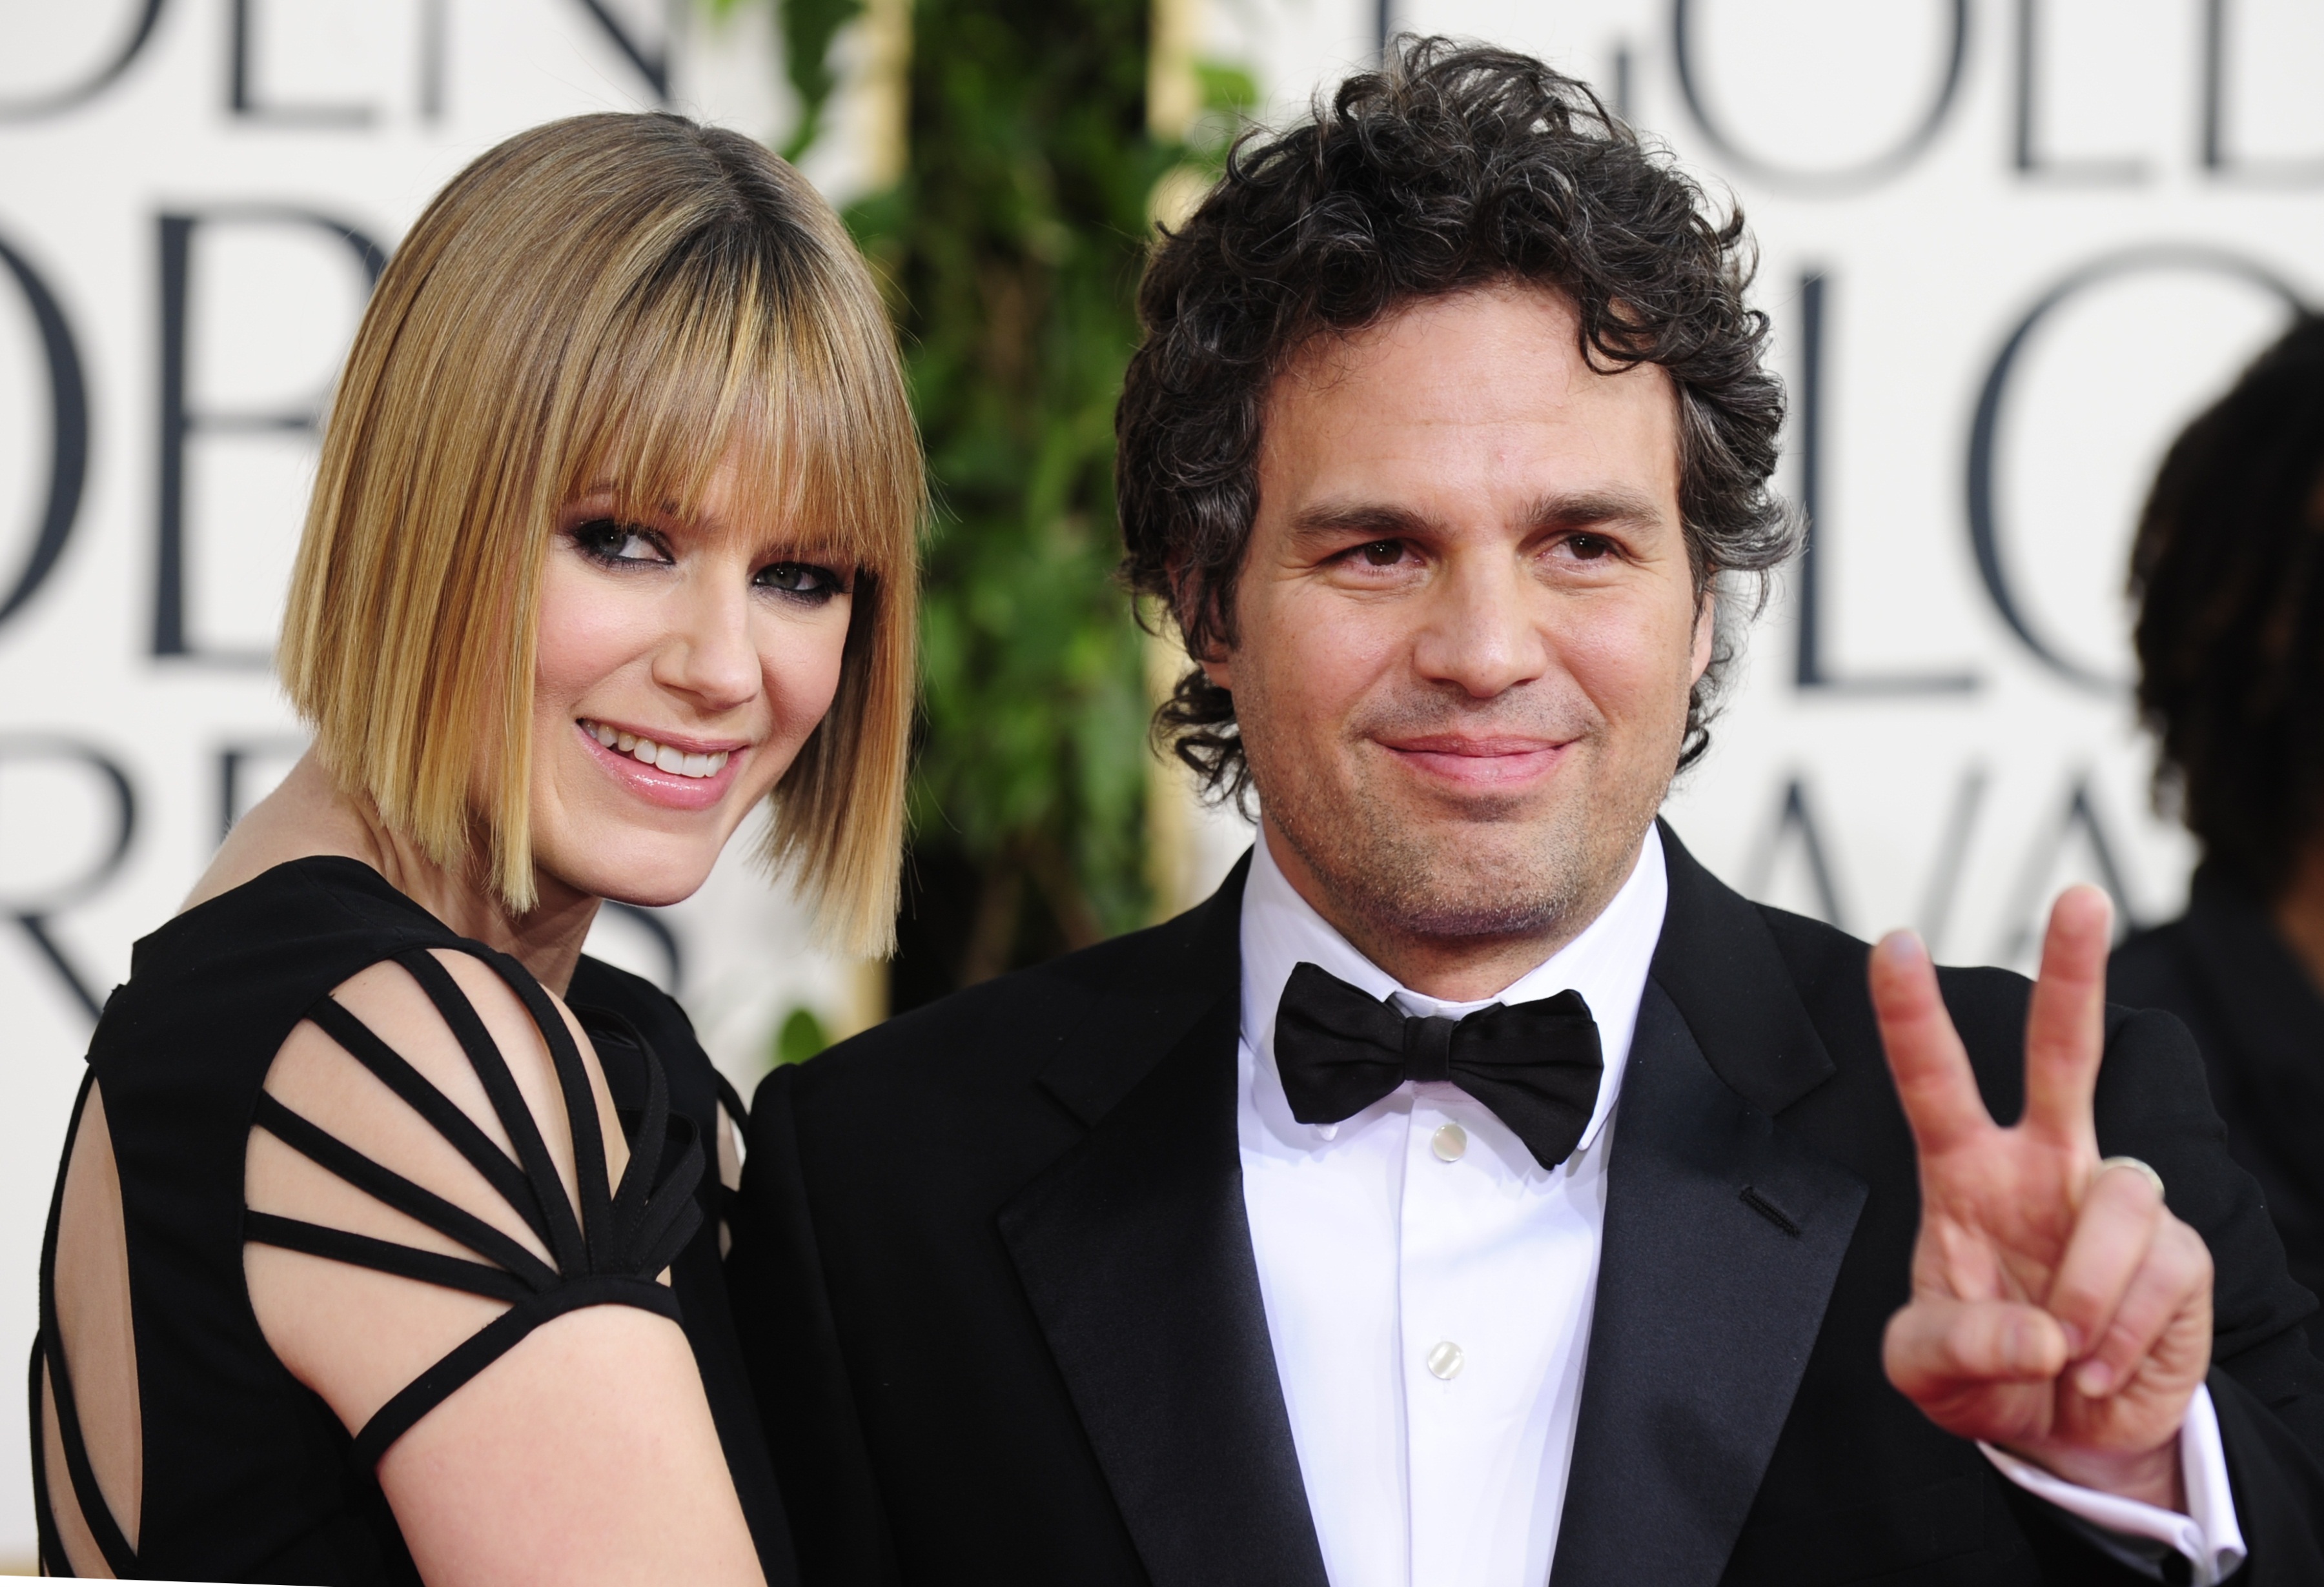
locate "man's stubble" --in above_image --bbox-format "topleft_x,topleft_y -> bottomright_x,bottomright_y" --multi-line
1244,683 -> 1682,969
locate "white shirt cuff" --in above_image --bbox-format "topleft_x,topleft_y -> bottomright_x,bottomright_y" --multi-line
1979,1385 -> 2245,1585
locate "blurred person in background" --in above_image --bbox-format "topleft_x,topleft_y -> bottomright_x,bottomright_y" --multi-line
30,112 -> 919,1584
2113,315 -> 2324,1358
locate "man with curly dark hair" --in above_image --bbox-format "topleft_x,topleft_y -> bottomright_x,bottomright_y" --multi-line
734,41 -> 2324,1586
2112,314 -> 2324,1357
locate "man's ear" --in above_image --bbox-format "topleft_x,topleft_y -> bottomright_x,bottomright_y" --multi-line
1165,556 -> 1234,690
1689,588 -> 1717,685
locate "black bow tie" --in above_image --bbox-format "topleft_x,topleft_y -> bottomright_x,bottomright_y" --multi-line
1272,961 -> 1604,1171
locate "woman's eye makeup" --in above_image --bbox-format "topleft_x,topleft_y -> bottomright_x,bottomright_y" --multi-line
569,513 -> 850,603
754,561 -> 848,603
571,518 -> 670,566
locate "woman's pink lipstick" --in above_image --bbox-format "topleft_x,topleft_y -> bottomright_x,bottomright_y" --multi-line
576,718 -> 749,813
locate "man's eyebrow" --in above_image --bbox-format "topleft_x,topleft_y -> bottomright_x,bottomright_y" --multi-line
1285,502 -> 1440,543
1525,489 -> 1666,530
1283,490 -> 1666,544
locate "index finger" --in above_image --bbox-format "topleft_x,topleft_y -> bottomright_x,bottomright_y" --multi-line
1871,929 -> 1993,1158
2022,885 -> 2111,1149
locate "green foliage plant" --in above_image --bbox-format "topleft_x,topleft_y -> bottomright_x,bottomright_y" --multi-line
876,0 -> 1167,986
774,1005 -> 833,1066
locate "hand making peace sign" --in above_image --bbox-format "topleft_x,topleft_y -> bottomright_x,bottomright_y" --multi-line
1870,884 -> 2214,1511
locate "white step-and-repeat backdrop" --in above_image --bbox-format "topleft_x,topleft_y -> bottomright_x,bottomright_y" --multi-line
3,0 -> 2319,1563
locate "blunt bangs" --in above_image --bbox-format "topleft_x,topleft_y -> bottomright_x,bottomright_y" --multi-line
567,238 -> 911,583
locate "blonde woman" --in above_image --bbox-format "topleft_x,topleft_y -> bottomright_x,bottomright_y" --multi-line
30,113 -> 917,1585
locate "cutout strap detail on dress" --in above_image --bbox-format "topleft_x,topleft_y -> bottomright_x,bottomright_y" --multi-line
31,1071 -> 140,1579
243,945 -> 706,1466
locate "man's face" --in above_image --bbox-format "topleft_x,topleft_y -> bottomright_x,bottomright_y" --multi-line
1207,283 -> 1711,992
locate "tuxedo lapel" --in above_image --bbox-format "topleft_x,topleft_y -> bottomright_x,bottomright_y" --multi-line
997,858 -> 1330,1587
1551,827 -> 1869,1586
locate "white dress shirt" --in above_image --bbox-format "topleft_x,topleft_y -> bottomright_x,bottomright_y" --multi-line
1234,825 -> 2245,1586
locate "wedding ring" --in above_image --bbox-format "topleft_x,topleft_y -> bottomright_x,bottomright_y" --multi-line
2095,1156 -> 2166,1200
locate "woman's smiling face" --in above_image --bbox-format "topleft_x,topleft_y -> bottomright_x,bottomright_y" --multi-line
527,446 -> 855,909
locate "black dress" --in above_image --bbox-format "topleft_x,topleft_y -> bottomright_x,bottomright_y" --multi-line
2111,862 -> 2324,1357
29,856 -> 795,1584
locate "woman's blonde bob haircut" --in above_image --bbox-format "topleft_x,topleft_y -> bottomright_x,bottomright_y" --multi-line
280,112 -> 921,956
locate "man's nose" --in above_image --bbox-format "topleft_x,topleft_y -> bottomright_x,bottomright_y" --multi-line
653,578 -> 761,712
1409,556 -> 1550,698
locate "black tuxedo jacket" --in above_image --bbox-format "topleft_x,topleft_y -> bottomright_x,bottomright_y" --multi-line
730,825 -> 2324,1585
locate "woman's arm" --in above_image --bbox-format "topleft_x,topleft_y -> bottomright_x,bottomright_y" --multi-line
246,949 -> 764,1587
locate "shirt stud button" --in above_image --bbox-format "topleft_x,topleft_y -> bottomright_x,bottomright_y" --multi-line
1425,1340 -> 1465,1380
1431,1122 -> 1468,1162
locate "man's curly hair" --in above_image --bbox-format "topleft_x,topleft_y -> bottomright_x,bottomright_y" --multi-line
1116,37 -> 1794,804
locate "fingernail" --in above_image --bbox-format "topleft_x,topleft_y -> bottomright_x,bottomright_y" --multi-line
2075,1359 -> 2113,1397
2057,1323 -> 2087,1357
1877,931 -> 1926,968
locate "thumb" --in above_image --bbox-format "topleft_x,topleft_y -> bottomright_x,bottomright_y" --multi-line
1885,1295 -> 2069,1402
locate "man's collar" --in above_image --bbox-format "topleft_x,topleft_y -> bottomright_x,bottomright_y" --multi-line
1027,818 -> 1838,1146
1238,824 -> 1669,1157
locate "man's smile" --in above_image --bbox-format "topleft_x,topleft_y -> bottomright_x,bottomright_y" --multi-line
1373,731 -> 1574,789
